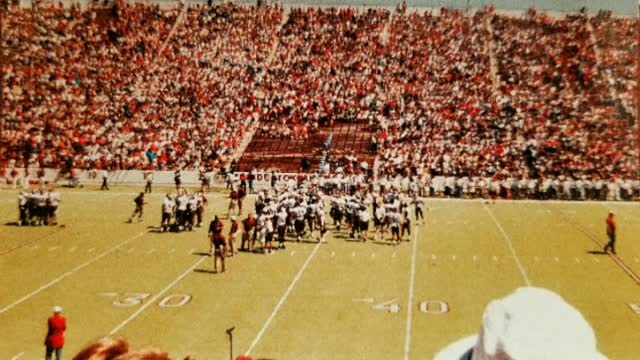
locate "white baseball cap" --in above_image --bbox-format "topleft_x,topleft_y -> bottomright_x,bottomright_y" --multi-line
434,287 -> 607,360
53,306 -> 62,313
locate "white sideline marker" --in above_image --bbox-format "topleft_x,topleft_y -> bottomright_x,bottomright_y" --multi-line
110,256 -> 207,335
0,231 -> 147,315
10,352 -> 24,360
482,203 -> 531,286
245,241 -> 322,356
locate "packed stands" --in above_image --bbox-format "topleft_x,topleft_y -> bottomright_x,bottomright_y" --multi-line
1,2 -> 637,189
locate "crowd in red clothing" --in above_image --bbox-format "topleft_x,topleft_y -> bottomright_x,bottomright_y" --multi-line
1,3 -> 637,184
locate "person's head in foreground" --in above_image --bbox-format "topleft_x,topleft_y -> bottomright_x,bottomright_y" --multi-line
72,337 -> 193,360
434,287 -> 607,360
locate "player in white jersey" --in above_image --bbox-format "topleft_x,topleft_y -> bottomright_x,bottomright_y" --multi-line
161,194 -> 175,232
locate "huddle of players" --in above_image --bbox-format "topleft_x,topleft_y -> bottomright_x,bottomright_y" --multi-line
18,189 -> 61,226
225,187 -> 330,258
160,190 -> 208,232
329,190 -> 424,244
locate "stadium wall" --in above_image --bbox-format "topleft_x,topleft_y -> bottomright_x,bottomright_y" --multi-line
18,0 -> 638,16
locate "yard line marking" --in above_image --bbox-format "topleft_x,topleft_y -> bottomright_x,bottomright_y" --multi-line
188,248 -> 196,255
110,256 -> 207,335
547,206 -> 640,286
0,226 -> 65,256
245,241 -> 322,356
0,231 -> 147,315
482,203 -> 531,286
403,226 -> 420,360
10,352 -> 24,360
352,298 -> 375,303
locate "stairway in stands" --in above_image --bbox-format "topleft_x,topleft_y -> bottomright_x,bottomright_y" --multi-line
237,122 -> 375,173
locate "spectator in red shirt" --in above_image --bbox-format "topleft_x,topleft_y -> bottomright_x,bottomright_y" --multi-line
45,306 -> 66,360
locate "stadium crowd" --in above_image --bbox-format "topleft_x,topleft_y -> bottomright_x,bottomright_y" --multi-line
1,2 -> 637,200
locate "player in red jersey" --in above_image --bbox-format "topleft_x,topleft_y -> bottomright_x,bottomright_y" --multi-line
603,211 -> 617,254
241,213 -> 257,251
228,216 -> 240,256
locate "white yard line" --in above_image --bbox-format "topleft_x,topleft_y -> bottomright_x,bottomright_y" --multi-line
110,256 -> 206,335
0,231 -> 146,315
10,352 -> 24,360
403,226 -> 420,360
482,203 -> 531,286
245,241 -> 322,356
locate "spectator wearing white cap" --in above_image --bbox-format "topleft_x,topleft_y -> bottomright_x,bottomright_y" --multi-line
434,287 -> 607,360
45,306 -> 66,360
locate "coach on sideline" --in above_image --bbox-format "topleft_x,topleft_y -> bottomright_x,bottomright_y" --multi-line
45,306 -> 67,360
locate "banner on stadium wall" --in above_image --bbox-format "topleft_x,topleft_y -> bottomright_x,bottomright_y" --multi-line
0,168 -> 316,190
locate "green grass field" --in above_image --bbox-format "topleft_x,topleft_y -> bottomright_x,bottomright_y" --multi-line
1,188 -> 639,359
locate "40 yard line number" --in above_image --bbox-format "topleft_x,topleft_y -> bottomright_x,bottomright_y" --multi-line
100,292 -> 192,308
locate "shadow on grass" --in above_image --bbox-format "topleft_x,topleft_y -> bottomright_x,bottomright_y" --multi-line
192,252 -> 211,257
194,268 -> 217,274
587,250 -> 608,255
4,222 -> 20,226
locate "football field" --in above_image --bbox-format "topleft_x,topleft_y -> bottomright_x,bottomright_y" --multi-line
1,188 -> 639,359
